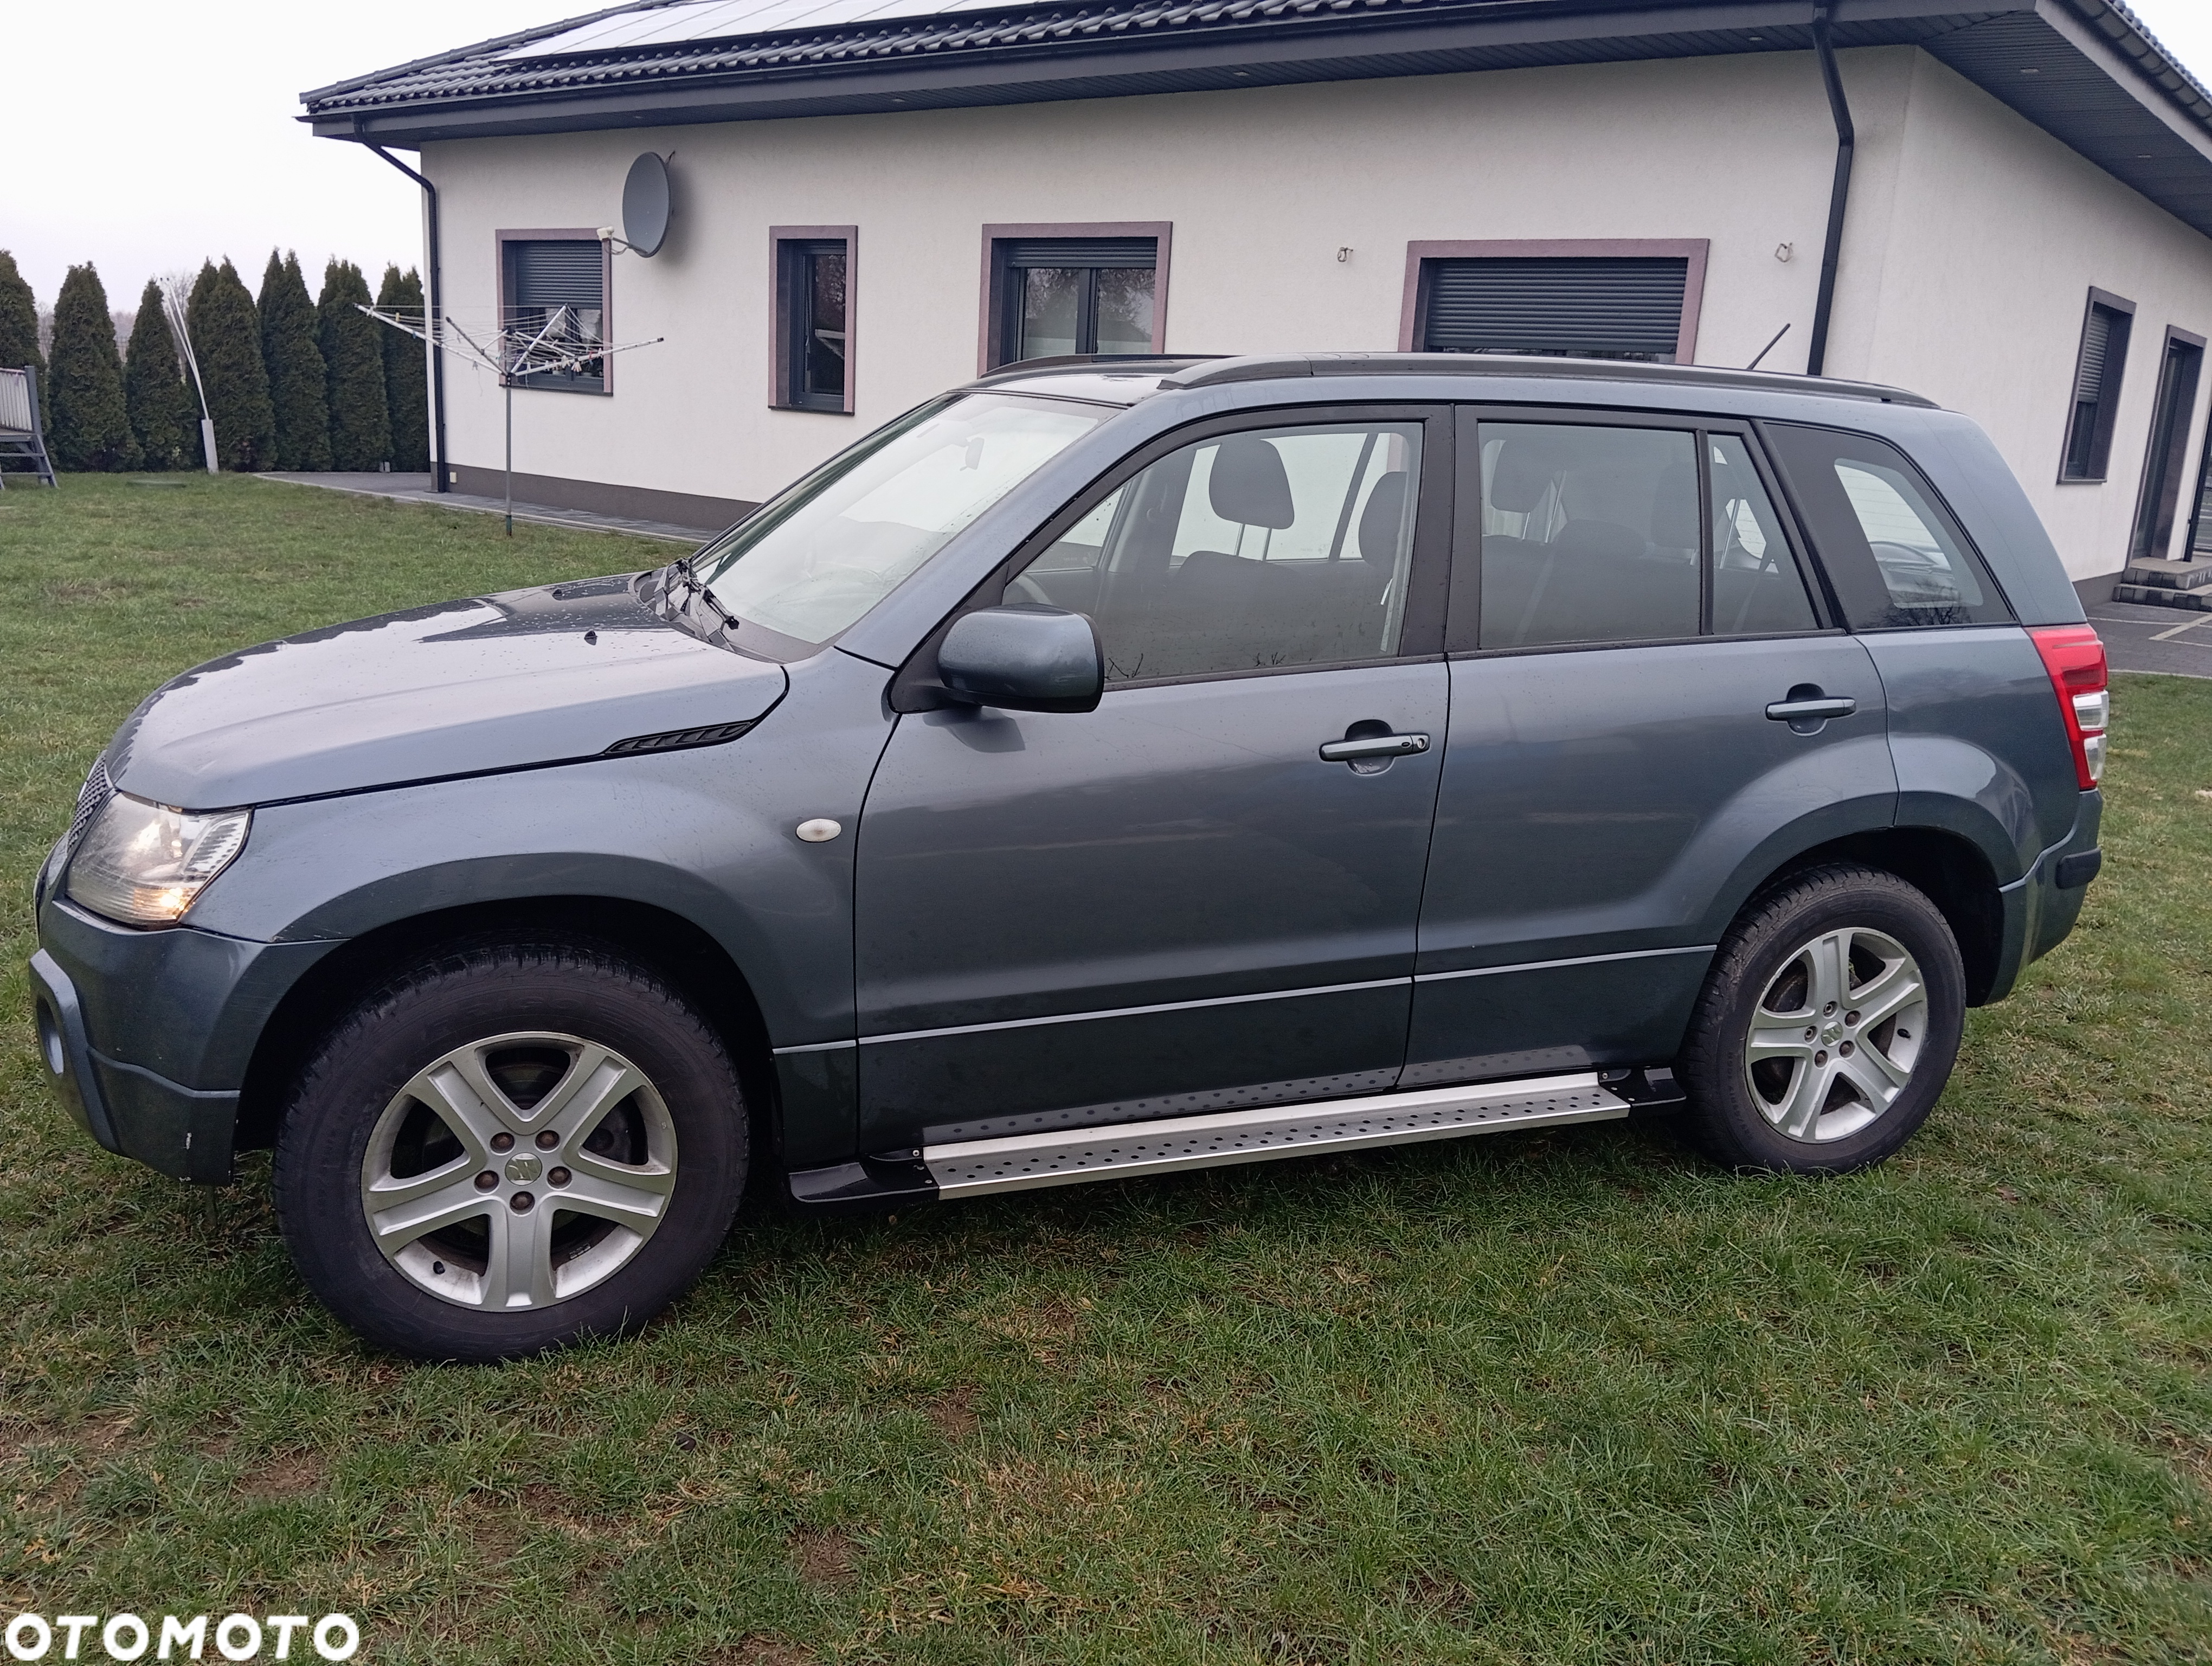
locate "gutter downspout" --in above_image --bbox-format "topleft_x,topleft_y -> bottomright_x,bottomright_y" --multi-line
1806,0 -> 1855,377
363,138 -> 450,493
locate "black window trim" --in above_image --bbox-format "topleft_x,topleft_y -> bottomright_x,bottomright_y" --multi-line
2059,286 -> 2138,485
1754,416 -> 2018,629
891,401 -> 1455,712
770,225 -> 856,415
978,222 -> 1172,375
1443,403 -> 1838,658
497,228 -> 612,396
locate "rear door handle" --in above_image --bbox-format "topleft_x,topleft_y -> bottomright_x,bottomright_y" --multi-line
1764,696 -> 1856,722
1319,732 -> 1431,762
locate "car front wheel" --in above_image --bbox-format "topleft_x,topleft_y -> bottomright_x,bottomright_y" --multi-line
1677,863 -> 1966,1175
274,939 -> 746,1360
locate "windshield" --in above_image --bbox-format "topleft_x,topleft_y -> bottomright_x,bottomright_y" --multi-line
689,392 -> 1111,647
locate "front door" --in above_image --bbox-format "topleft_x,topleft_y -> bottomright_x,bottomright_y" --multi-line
1408,414 -> 1896,1085
854,409 -> 1454,1151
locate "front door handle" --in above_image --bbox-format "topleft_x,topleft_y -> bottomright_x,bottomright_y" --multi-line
1764,696 -> 1856,722
1319,732 -> 1431,762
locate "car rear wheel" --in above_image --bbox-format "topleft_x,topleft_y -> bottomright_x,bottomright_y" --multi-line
1677,863 -> 1965,1175
274,939 -> 745,1360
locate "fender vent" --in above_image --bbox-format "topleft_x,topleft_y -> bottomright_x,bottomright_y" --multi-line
602,720 -> 756,756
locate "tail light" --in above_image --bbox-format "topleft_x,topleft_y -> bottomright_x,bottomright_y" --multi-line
2029,624 -> 2110,790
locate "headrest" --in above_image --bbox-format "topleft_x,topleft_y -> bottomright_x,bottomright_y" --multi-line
1357,471 -> 1410,562
1208,437 -> 1295,529
1649,461 -> 1700,549
1553,519 -> 1646,561
1488,435 -> 1560,513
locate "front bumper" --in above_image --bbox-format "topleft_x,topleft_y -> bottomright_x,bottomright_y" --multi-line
31,885 -> 339,1184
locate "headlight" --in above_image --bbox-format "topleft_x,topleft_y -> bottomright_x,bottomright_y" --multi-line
66,793 -> 251,926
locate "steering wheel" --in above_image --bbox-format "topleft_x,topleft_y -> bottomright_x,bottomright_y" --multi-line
1006,573 -> 1053,606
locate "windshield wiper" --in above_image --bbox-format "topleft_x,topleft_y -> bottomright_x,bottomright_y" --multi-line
660,555 -> 738,642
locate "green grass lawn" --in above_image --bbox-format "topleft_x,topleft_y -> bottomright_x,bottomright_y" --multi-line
0,473 -> 2206,1664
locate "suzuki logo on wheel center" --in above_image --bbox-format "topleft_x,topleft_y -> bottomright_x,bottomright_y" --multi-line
505,1155 -> 543,1183
1822,1022 -> 1844,1045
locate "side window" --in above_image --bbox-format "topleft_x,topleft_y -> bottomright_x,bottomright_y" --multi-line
2060,290 -> 2134,483
1709,435 -> 1816,636
772,232 -> 851,413
1012,422 -> 1421,683
1764,424 -> 2011,629
1477,423 -> 1700,648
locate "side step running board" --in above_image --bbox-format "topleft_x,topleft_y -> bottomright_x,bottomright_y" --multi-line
923,1072 -> 1630,1200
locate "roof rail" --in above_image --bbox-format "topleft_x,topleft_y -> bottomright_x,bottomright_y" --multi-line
1153,353 -> 1938,407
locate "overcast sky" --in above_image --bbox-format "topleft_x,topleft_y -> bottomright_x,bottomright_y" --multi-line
11,0 -> 2212,311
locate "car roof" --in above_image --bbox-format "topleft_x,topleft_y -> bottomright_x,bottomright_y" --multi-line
964,352 -> 1939,410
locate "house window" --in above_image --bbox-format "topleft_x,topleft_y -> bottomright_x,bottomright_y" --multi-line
773,229 -> 854,413
1412,254 -> 1694,363
983,228 -> 1167,370
500,235 -> 608,392
2061,289 -> 2136,482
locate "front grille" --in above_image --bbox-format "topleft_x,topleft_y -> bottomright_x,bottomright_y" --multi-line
65,757 -> 113,856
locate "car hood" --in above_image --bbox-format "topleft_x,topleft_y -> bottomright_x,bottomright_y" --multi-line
106,573 -> 788,809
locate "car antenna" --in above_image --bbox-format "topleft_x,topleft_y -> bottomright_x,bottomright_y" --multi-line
1746,323 -> 1791,371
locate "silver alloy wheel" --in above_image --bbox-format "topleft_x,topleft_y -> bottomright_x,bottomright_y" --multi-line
1743,927 -> 1928,1144
359,1031 -> 679,1310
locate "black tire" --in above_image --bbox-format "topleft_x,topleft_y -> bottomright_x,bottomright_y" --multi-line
273,938 -> 747,1361
1677,863 -> 1965,1175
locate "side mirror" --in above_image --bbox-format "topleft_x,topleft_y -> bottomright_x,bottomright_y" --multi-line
936,605 -> 1103,714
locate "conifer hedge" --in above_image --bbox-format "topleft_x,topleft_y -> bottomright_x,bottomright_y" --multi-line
260,251 -> 331,471
123,279 -> 195,470
0,251 -> 42,400
187,260 -> 275,471
377,265 -> 429,471
319,259 -> 389,470
47,264 -> 139,471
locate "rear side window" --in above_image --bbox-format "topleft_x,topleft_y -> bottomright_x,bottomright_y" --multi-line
1469,422 -> 1820,649
1710,435 -> 1817,636
1763,424 -> 2010,629
1476,423 -> 1701,648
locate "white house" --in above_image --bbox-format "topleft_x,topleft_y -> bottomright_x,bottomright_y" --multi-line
305,0 -> 2212,598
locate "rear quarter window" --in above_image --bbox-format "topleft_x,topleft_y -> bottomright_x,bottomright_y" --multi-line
1763,423 -> 2011,629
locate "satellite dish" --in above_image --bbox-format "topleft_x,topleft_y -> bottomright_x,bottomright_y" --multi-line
622,153 -> 671,257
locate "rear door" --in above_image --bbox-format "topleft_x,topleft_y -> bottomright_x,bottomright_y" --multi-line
1408,412 -> 1896,1086
853,407 -> 1455,1154
1757,421 -> 2074,885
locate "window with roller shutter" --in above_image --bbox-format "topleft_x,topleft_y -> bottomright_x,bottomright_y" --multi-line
2060,289 -> 2135,483
984,230 -> 1163,370
501,237 -> 609,393
1416,257 -> 1690,363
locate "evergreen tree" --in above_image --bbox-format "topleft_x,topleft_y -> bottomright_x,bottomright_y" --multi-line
186,259 -> 275,471
47,264 -> 139,471
319,259 -> 389,470
0,250 -> 45,432
376,264 -> 429,471
124,280 -> 195,470
259,251 -> 330,471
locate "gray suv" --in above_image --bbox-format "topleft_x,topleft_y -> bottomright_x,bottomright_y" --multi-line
29,355 -> 2108,1360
